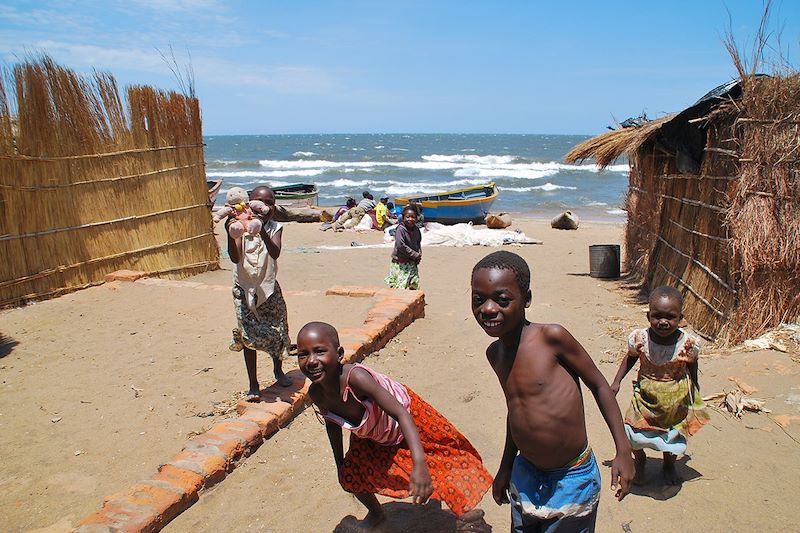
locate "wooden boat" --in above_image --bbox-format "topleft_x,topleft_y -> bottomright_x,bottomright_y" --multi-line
206,179 -> 223,208
272,183 -> 319,208
395,182 -> 499,224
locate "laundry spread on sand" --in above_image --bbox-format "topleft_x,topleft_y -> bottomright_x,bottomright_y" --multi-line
316,222 -> 542,251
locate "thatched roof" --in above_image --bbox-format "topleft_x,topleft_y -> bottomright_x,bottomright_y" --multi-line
566,78 -> 750,168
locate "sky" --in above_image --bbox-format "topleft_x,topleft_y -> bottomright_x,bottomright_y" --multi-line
1,1 -> 798,135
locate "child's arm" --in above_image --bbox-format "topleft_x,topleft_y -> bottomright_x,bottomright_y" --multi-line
610,356 -> 637,396
225,218 -> 240,264
688,361 -> 700,390
260,224 -> 283,260
396,227 -> 421,262
347,368 -> 433,503
492,416 -> 518,505
325,420 -> 346,475
610,331 -> 641,395
544,324 -> 635,501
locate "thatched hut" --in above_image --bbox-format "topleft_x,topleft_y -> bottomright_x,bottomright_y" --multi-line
566,74 -> 799,343
0,57 -> 218,307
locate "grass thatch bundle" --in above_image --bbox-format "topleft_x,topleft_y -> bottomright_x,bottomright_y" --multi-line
0,56 -> 218,308
564,71 -> 799,344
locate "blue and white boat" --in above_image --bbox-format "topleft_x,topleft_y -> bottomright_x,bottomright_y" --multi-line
395,182 -> 499,224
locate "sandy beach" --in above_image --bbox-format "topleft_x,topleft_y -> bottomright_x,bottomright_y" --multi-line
2,218 -> 798,532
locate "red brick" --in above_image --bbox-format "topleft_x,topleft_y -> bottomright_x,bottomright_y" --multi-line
183,432 -> 246,462
209,419 -> 263,450
104,270 -> 147,283
168,450 -> 227,485
153,464 -> 204,496
238,408 -> 281,438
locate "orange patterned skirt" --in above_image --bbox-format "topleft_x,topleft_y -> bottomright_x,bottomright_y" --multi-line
339,387 -> 493,516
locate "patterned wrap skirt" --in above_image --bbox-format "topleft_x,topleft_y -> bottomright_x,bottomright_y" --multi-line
385,261 -> 420,290
624,374 -> 709,454
229,280 -> 290,362
339,387 -> 492,516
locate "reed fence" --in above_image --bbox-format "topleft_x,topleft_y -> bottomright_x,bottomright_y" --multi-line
0,57 -> 218,308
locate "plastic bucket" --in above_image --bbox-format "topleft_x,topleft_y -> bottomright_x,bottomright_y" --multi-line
589,244 -> 620,278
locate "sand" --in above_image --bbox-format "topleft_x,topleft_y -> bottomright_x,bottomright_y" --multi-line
1,218 -> 798,532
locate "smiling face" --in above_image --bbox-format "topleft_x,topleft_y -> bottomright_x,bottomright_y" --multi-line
402,207 -> 418,229
296,324 -> 343,385
647,295 -> 682,339
471,267 -> 531,338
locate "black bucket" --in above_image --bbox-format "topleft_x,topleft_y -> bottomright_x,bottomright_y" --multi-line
589,244 -> 620,278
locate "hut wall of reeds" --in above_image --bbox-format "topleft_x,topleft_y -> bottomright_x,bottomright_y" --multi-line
0,57 -> 218,308
566,75 -> 799,343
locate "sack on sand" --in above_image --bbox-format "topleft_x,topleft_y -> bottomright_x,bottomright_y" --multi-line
551,210 -> 579,230
486,212 -> 512,229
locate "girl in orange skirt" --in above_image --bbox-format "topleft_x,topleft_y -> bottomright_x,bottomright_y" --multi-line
296,321 -> 493,528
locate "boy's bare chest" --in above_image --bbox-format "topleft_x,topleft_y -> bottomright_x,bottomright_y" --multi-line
495,349 -> 559,398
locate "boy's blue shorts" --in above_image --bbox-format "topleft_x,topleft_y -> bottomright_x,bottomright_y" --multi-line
509,449 -> 601,533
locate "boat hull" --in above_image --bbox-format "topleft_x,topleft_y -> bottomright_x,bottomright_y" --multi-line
272,183 -> 319,208
395,182 -> 498,224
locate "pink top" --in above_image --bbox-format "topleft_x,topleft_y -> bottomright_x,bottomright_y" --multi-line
627,328 -> 700,382
322,363 -> 411,446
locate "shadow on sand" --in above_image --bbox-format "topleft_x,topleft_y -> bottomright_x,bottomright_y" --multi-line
333,501 -> 491,533
0,333 -> 19,359
602,455 -> 701,501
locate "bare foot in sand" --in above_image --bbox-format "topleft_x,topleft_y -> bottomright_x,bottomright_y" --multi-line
662,452 -> 681,485
633,449 -> 646,485
244,387 -> 261,403
274,369 -> 292,387
456,508 -> 488,532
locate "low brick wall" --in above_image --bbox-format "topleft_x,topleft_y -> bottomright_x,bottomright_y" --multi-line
74,277 -> 424,532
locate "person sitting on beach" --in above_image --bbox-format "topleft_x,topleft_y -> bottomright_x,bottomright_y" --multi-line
375,196 -> 397,230
332,191 -> 375,231
226,186 -> 293,399
296,321 -> 492,529
610,285 -> 709,485
385,205 -> 422,290
471,251 -> 634,532
333,197 -> 357,223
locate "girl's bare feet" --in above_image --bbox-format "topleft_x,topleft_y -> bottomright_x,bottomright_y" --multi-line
633,449 -> 646,485
272,359 -> 293,387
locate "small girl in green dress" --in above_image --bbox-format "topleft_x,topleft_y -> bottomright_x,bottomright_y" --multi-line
385,205 -> 422,290
610,286 -> 709,485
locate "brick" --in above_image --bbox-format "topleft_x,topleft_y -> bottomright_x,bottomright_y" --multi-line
240,400 -> 294,427
208,419 -> 262,450
183,432 -> 246,462
77,480 -> 189,533
154,464 -> 205,495
238,408 -> 281,438
104,270 -> 147,283
168,449 -> 228,485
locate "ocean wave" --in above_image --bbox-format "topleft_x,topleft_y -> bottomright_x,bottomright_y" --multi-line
606,208 -> 626,216
292,151 -> 316,157
502,183 -> 577,192
208,159 -> 261,168
374,145 -> 385,149
584,201 -> 608,206
318,178 -> 489,190
256,156 -> 628,178
206,169 -> 325,178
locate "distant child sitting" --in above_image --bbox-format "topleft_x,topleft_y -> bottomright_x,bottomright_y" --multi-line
332,192 -> 375,231
296,322 -> 492,528
610,285 -> 709,485
385,205 -> 422,290
375,196 -> 397,230
471,251 -> 634,532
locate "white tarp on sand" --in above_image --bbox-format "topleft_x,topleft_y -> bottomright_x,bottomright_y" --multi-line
316,222 -> 541,251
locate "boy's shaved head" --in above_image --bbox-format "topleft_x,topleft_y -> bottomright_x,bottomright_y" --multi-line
649,285 -> 683,309
472,251 -> 531,292
298,321 -> 340,346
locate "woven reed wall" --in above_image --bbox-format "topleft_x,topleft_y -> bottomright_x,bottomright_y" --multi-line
0,58 -> 218,308
645,116 -> 738,339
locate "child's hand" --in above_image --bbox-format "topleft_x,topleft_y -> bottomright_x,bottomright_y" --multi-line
409,462 -> 433,504
610,450 -> 635,501
492,465 -> 511,505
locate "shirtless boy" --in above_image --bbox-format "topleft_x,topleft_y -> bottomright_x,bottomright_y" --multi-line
471,251 -> 634,532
